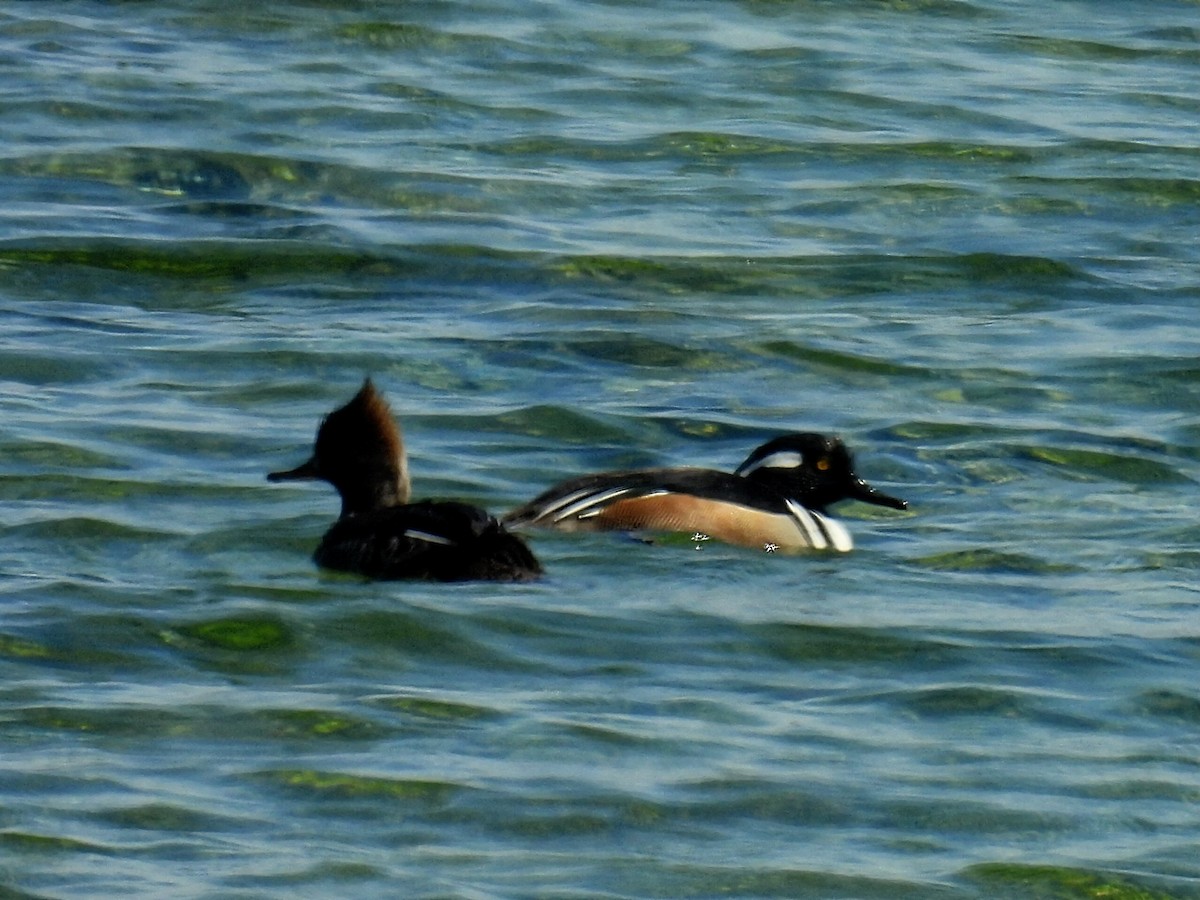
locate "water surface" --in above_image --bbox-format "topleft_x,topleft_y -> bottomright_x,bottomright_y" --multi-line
2,1 -> 1199,897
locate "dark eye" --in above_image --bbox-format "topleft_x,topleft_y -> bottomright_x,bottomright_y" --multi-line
816,457 -> 830,471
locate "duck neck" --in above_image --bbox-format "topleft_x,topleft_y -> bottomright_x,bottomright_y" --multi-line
337,458 -> 411,518
743,469 -> 825,512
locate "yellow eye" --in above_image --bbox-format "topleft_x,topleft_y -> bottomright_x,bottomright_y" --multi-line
816,457 -> 830,471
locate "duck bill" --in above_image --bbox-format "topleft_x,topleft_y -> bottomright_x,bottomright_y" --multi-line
267,457 -> 320,482
847,477 -> 907,510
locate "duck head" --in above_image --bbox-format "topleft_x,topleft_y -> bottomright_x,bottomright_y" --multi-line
734,433 -> 907,513
268,379 -> 411,517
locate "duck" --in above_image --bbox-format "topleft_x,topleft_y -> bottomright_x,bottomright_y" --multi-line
267,379 -> 542,582
503,433 -> 907,553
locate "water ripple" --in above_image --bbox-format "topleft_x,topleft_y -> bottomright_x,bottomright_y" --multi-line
3,0 -> 1200,896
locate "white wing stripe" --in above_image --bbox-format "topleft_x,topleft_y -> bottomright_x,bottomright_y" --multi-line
551,487 -> 632,522
404,529 -> 455,546
527,488 -> 596,522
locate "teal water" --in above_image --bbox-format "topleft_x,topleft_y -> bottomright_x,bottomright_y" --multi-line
2,1 -> 1200,897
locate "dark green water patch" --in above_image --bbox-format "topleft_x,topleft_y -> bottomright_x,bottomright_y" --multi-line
485,801 -> 613,838
1010,175 -> 1200,208
91,802 -> 254,834
224,860 -> 387,890
370,694 -> 502,723
552,252 -> 750,293
334,20 -> 520,55
19,705 -> 191,738
0,147 -> 349,203
900,684 -> 1032,719
752,622 -> 963,669
0,440 -> 120,470
156,613 -> 302,675
558,720 -> 681,750
0,632 -> 55,662
327,609 -> 539,672
887,419 -> 1013,444
614,861 -> 965,900
757,340 -> 934,379
488,404 -> 630,443
258,708 -> 384,741
5,517 -> 166,542
572,335 -> 739,371
1075,779 -> 1200,803
679,782 -> 850,827
0,829 -> 113,857
955,251 -> 1078,281
257,769 -> 463,805
0,241 -> 402,283
0,147 -> 252,200
173,615 -> 294,652
1007,33 -> 1200,63
1135,689 -> 1200,726
910,548 -> 1076,575
1019,445 -> 1189,485
0,626 -> 140,671
871,141 -> 1040,165
884,799 -> 1075,837
961,862 -> 1187,900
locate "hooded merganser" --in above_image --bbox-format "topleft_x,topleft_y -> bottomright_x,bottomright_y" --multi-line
267,380 -> 542,582
504,433 -> 907,553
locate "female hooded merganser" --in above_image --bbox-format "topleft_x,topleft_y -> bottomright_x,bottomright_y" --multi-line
504,433 -> 907,553
267,380 -> 542,582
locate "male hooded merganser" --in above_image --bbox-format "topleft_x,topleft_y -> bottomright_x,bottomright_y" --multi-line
267,380 -> 541,582
504,433 -> 907,553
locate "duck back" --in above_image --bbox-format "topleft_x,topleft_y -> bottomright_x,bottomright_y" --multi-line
315,500 -> 542,582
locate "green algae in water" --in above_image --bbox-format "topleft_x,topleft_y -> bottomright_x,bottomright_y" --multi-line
1021,446 -> 1189,485
0,830 -> 112,856
552,253 -> 747,293
963,862 -> 1184,900
912,548 -> 1076,575
0,632 -> 54,661
1136,689 -> 1200,725
903,685 -> 1029,718
267,709 -> 383,739
758,340 -> 933,379
492,404 -> 629,443
573,335 -> 737,371
375,695 -> 498,722
176,615 -> 294,651
755,622 -> 961,667
0,243 -> 400,282
265,769 -> 461,803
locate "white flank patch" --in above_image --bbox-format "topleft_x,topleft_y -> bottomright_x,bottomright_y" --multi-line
404,529 -> 456,546
736,450 -> 803,477
812,511 -> 853,552
784,499 -> 828,550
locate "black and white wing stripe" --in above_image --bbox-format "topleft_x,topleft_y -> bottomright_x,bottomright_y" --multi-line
525,486 -> 668,524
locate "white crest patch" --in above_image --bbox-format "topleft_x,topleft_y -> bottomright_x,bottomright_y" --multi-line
736,450 -> 804,477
